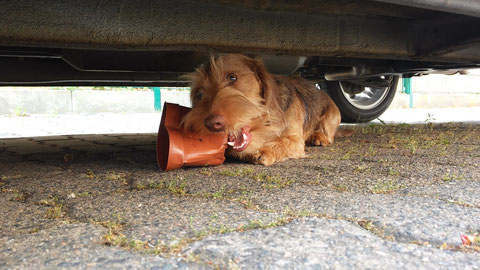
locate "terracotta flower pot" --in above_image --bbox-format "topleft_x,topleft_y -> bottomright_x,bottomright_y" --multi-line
156,102 -> 227,171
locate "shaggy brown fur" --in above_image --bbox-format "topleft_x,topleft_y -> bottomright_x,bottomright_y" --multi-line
182,54 -> 341,165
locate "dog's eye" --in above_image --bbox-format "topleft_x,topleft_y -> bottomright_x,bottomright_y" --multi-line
226,73 -> 237,82
195,91 -> 203,99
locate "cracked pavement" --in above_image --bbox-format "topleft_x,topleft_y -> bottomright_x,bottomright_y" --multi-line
0,123 -> 479,269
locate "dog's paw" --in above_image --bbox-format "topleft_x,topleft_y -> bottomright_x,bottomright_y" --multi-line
254,151 -> 277,166
309,132 -> 332,146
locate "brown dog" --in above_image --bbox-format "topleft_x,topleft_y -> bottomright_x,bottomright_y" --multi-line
182,54 -> 341,165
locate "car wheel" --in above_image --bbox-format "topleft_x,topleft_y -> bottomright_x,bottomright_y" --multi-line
323,76 -> 399,123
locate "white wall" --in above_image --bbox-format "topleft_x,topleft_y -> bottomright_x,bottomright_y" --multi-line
410,71 -> 480,94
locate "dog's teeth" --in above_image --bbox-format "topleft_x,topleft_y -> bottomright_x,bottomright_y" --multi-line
230,132 -> 249,150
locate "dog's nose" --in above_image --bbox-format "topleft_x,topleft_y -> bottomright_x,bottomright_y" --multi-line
204,114 -> 225,132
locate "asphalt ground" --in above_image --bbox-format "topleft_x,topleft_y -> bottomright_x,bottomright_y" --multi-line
1,121 -> 479,269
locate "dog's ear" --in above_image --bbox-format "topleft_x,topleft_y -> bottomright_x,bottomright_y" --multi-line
181,54 -> 222,107
244,56 -> 283,116
180,71 -> 200,106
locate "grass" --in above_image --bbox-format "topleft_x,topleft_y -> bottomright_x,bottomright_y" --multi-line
280,207 -> 315,219
461,145 -> 479,153
134,182 -> 147,190
99,214 -> 293,257
340,151 -> 353,160
10,106 -> 29,117
353,164 -> 369,173
39,196 -> 65,219
13,190 -> 29,202
28,228 -> 41,234
424,113 -> 436,123
252,172 -> 295,190
438,233 -> 480,253
361,144 -> 377,159
209,190 -> 228,199
388,168 -> 400,177
95,219 -> 150,251
198,168 -> 213,176
442,173 -> 464,182
379,125 -> 467,157
132,180 -> 163,191
406,140 -> 419,155
104,171 -> 127,184
360,124 -> 389,135
1,187 -> 31,202
46,204 -> 64,219
104,232 -> 149,251
145,214 -> 294,266
218,167 -> 254,177
153,237 -> 198,255
239,217 -> 292,231
356,219 -> 395,241
197,186 -> 236,200
165,179 -> 188,196
1,175 -> 23,181
129,176 -> 189,196
334,184 -> 349,192
370,180 -> 405,194
76,191 -> 90,198
147,181 -> 164,189
86,169 -> 96,179
218,167 -> 295,190
446,198 -> 475,208
234,190 -> 258,210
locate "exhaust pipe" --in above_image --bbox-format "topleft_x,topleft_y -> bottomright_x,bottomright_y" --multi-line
324,66 -> 365,81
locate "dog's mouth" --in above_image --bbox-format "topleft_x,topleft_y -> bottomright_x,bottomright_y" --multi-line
227,127 -> 251,152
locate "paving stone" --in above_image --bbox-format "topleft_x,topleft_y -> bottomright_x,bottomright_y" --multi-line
68,191 -> 283,245
0,138 -> 35,147
0,223 -> 201,270
249,186 -> 480,246
401,181 -> 480,207
3,142 -> 59,155
31,135 -> 72,142
1,124 -> 479,269
41,139 -> 97,149
0,193 -> 56,238
183,217 -> 480,269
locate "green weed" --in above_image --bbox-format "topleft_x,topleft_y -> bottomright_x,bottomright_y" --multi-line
370,180 -> 405,194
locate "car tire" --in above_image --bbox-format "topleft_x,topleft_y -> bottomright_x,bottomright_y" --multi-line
323,76 -> 399,123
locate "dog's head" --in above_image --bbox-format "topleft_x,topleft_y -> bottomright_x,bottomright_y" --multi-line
182,54 -> 283,153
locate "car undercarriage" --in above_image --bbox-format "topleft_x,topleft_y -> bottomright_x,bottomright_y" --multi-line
1,0 -> 479,121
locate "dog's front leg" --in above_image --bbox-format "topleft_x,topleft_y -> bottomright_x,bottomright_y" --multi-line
255,135 -> 305,166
